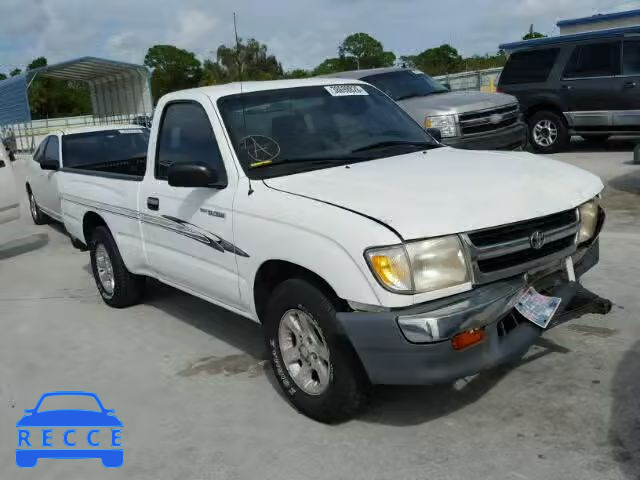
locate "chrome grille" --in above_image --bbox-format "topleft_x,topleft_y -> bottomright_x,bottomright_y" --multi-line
462,209 -> 579,284
458,104 -> 520,136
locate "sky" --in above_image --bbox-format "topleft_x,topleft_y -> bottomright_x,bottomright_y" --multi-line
0,0 -> 638,73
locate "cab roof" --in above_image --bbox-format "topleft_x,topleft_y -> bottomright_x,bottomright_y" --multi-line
56,124 -> 145,136
160,77 -> 369,103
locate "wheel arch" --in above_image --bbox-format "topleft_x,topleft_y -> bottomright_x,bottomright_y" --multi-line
253,259 -> 348,323
82,211 -> 108,244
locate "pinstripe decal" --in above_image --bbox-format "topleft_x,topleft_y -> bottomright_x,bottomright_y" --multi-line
62,194 -> 249,257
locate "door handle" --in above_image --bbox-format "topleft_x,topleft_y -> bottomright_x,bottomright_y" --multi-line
147,197 -> 159,211
561,84 -> 573,90
624,81 -> 638,89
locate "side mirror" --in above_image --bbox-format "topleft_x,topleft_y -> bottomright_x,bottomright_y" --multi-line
426,128 -> 443,143
167,162 -> 223,188
40,157 -> 59,171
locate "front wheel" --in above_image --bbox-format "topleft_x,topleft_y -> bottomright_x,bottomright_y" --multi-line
89,226 -> 144,308
264,278 -> 368,423
28,190 -> 48,225
528,110 -> 569,153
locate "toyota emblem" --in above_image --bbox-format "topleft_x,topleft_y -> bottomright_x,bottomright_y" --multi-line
530,231 -> 546,250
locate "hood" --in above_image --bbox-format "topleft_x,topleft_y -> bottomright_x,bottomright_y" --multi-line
264,148 -> 603,240
16,410 -> 123,427
398,91 -> 516,118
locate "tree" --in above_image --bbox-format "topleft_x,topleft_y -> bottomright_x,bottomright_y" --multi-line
338,33 -> 396,69
202,38 -> 284,85
144,45 -> 202,101
523,24 -> 547,40
402,44 -> 463,76
0,73 -> 6,81
285,69 -> 311,79
10,68 -> 22,77
312,57 -> 357,75
28,57 -> 47,70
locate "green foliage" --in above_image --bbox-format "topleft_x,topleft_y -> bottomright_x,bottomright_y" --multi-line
144,44 -> 202,100
312,57 -> 357,75
523,24 -> 547,40
402,44 -> 505,76
402,44 -> 462,76
28,57 -> 47,70
285,69 -> 312,79
523,31 -> 547,40
0,73 -> 6,81
10,68 -> 21,77
201,38 -> 284,85
337,33 -> 396,70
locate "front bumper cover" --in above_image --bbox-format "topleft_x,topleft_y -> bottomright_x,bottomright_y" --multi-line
336,239 -> 611,385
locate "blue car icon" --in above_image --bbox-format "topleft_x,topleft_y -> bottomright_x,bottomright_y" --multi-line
16,391 -> 123,468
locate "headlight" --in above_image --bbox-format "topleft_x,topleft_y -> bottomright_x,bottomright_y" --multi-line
424,115 -> 458,138
578,198 -> 600,244
365,236 -> 470,294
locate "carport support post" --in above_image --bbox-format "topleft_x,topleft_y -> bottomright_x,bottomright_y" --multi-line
634,143 -> 640,165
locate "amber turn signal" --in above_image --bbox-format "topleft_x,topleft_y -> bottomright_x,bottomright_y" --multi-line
451,329 -> 485,351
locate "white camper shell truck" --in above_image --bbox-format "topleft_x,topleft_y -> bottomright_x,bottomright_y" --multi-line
58,78 -> 610,422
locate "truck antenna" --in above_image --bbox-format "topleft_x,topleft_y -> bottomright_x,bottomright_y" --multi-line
233,12 -> 253,195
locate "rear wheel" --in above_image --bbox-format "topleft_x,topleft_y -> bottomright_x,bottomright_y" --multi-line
528,110 -> 569,153
28,190 -> 48,225
264,278 -> 368,423
89,226 -> 144,308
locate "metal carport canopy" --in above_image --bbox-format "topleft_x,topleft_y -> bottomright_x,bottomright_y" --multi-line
0,56 -> 152,126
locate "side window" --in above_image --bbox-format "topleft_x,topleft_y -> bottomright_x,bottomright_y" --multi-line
499,48 -> 560,84
623,39 -> 640,76
44,136 -> 60,164
563,42 -> 621,79
155,102 -> 227,182
33,138 -> 48,163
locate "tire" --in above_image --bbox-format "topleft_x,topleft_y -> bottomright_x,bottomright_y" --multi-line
527,110 -> 569,153
89,226 -> 144,308
264,278 -> 369,423
28,189 -> 48,225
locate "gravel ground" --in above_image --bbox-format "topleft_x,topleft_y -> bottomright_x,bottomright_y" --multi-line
0,138 -> 639,480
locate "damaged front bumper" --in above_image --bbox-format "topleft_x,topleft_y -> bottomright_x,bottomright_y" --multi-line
336,239 -> 611,385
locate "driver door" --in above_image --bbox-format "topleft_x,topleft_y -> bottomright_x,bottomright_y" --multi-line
139,98 -> 243,311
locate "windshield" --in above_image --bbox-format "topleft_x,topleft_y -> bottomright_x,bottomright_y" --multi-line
217,84 -> 439,179
62,129 -> 149,170
362,70 -> 449,101
36,394 -> 102,412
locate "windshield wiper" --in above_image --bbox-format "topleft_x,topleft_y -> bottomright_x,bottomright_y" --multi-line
351,140 -> 435,153
249,155 -> 367,169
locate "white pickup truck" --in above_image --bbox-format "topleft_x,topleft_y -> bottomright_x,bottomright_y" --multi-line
60,78 -> 610,422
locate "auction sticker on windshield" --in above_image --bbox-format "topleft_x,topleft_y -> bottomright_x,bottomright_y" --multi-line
515,287 -> 562,329
324,85 -> 368,96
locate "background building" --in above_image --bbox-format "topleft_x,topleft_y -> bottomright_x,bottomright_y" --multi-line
557,9 -> 640,35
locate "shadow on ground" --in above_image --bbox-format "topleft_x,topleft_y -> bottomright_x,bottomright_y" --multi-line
0,233 -> 48,260
609,170 -> 640,196
143,280 -> 265,360
609,340 -> 640,478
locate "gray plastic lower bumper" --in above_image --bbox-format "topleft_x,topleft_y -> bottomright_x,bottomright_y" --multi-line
336,240 -> 610,385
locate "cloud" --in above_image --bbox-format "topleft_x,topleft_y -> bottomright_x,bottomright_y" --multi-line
0,0 -> 635,73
